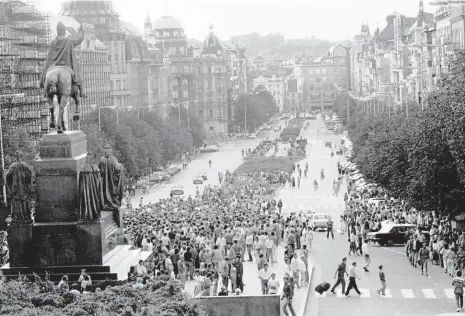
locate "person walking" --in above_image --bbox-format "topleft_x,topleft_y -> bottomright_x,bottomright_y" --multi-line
419,243 -> 430,276
377,265 -> 386,296
331,257 -> 348,294
452,271 -> 465,312
281,275 -> 297,316
327,217 -> 334,240
345,261 -> 362,297
258,263 -> 272,295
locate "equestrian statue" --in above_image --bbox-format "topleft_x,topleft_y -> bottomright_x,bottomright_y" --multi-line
40,21 -> 87,133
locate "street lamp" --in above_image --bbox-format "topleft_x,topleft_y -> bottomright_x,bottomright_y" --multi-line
0,93 -> 24,206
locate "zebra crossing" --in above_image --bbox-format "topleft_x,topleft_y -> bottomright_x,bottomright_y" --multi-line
283,204 -> 343,210
315,288 -> 457,299
278,194 -> 343,200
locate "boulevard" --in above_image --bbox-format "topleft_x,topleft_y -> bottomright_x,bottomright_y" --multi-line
129,116 -> 462,315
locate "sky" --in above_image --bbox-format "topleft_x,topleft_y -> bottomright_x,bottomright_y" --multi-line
36,0 -> 440,42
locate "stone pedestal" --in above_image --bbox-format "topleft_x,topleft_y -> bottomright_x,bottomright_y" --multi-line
35,131 -> 87,222
3,131 -> 120,282
33,220 -> 104,267
7,223 -> 33,267
6,131 -> 105,268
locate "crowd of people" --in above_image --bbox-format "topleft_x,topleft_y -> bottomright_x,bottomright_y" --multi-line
242,140 -> 278,158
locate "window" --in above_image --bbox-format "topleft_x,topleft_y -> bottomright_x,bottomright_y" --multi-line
209,109 -> 213,118
207,79 -> 212,89
171,66 -> 177,74
197,80 -> 202,89
183,78 -> 188,86
199,109 -> 203,116
183,91 -> 188,99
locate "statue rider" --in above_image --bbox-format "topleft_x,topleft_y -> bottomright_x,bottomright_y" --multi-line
40,21 -> 86,98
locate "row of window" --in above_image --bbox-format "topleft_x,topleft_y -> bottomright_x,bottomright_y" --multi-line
78,51 -> 108,63
302,67 -> 346,75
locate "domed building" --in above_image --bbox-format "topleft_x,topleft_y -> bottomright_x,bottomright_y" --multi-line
202,24 -> 222,55
196,24 -> 230,135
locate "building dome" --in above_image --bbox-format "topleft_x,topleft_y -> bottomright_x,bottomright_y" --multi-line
202,23 -> 222,54
154,15 -> 183,30
203,32 -> 221,49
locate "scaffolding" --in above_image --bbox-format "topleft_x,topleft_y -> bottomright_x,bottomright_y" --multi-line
0,0 -> 50,142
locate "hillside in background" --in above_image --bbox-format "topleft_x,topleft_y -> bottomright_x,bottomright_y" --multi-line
228,32 -> 351,60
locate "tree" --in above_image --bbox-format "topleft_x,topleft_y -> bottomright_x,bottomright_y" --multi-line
233,91 -> 278,132
342,50 -> 465,218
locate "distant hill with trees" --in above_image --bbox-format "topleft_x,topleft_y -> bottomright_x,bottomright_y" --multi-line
228,32 -> 351,60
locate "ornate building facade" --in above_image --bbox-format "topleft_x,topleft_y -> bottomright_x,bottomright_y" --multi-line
197,25 -> 230,134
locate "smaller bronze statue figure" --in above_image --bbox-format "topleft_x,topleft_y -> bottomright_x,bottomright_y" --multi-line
5,151 -> 33,222
79,152 -> 104,221
99,144 -> 124,227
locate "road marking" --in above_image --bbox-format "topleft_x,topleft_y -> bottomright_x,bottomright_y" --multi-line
359,289 -> 370,298
444,289 -> 455,299
422,289 -> 437,299
383,289 -> 392,298
324,205 -> 329,208
396,252 -> 403,254
335,289 -> 345,298
315,291 -> 327,297
401,289 -> 415,298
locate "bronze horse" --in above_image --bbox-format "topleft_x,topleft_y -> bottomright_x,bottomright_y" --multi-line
44,66 -> 80,133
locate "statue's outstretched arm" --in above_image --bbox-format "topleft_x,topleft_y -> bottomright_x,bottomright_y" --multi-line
71,25 -> 85,46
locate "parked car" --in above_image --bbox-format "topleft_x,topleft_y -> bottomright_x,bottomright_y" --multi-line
170,185 -> 184,196
366,223 -> 415,246
149,174 -> 163,185
201,173 -> 208,180
193,176 -> 203,184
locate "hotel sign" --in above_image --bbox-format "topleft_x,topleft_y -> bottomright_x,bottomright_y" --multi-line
435,9 -> 450,21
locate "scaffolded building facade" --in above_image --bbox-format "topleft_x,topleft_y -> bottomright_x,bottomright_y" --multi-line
0,0 -> 50,142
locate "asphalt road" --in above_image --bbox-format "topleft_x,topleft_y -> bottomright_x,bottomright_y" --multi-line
296,117 -> 459,316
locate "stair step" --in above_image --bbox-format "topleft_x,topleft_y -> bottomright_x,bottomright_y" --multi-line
1,264 -> 111,275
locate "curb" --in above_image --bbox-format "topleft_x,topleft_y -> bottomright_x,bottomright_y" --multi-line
298,264 -> 314,316
277,264 -> 314,316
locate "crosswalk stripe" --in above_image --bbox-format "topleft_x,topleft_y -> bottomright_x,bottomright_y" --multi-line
335,289 -> 345,298
444,289 -> 455,299
401,289 -> 415,298
383,289 -> 392,298
422,289 -> 437,299
359,289 -> 370,298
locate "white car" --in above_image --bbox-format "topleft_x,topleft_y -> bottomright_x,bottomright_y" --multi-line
193,176 -> 203,184
170,185 -> 184,196
249,133 -> 257,139
368,198 -> 386,206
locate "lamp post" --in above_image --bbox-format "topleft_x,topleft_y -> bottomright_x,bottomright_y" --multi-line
0,93 -> 24,206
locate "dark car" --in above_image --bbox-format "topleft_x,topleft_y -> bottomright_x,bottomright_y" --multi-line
366,223 -> 416,246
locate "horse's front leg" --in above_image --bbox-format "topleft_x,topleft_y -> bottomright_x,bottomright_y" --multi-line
48,96 -> 56,129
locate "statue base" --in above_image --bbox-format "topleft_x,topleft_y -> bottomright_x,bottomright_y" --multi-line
2,131 -> 123,283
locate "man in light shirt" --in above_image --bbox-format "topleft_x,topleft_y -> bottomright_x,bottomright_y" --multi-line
245,231 -> 254,261
258,263 -> 272,294
267,273 -> 280,294
290,253 -> 301,288
345,261 -> 362,297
